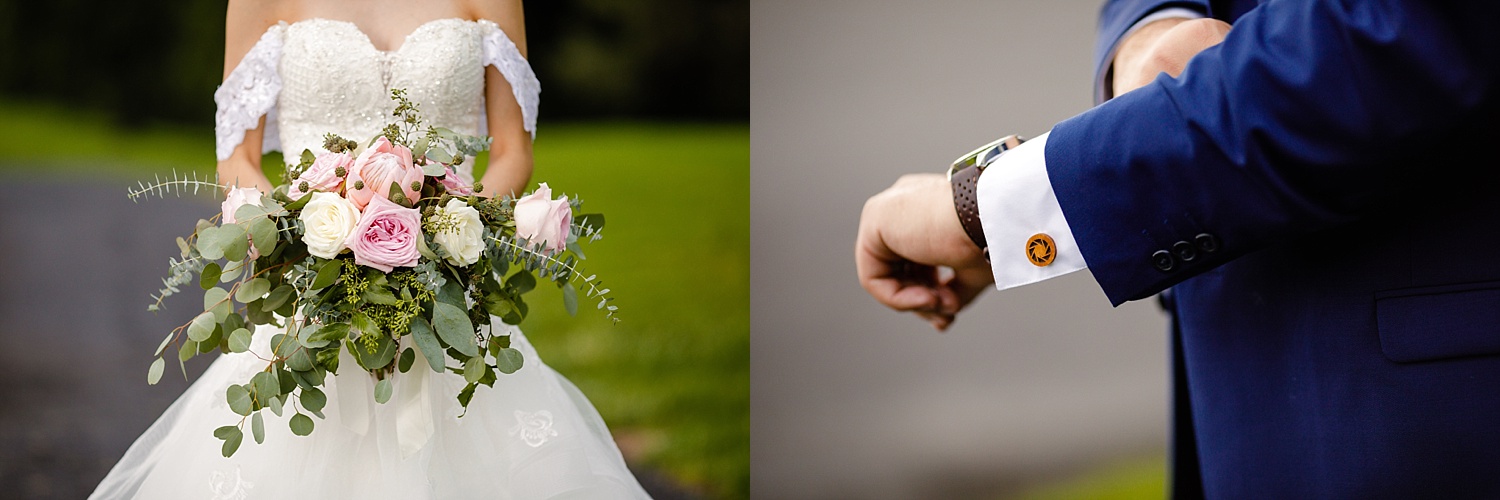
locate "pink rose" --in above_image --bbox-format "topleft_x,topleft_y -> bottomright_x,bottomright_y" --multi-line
290,152 -> 353,199
344,195 -> 422,272
437,165 -> 475,196
513,183 -> 572,254
347,136 -> 422,209
221,186 -> 262,225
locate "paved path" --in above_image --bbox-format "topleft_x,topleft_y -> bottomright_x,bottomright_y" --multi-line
0,177 -> 692,499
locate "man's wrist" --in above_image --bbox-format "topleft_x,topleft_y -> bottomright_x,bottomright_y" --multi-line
949,135 -> 1024,260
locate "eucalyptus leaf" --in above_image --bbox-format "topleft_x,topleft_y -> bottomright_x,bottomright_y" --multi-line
252,371 -> 280,404
348,335 -> 397,371
432,302 -> 478,357
236,278 -> 271,303
463,355 -> 486,384
301,387 -> 327,413
234,203 -> 269,223
311,259 -> 342,290
268,395 -> 285,416
219,259 -> 245,283
226,385 -> 253,416
507,271 -> 536,294
294,323 -> 322,348
228,328 -> 252,353
427,146 -> 454,164
263,285 -> 295,311
248,217 -> 278,255
495,347 -> 524,374
561,282 -> 578,316
197,226 -> 226,260
286,347 -> 314,371
203,287 -> 231,321
217,426 -> 243,458
374,379 -> 393,404
270,333 -> 299,359
154,332 -> 175,357
409,317 -> 445,374
290,413 -> 314,436
179,339 -> 198,362
398,348 -> 415,373
422,161 -> 446,177
188,312 -> 216,342
252,412 -> 265,444
220,224 -> 250,262
147,357 -> 165,385
199,262 -> 221,289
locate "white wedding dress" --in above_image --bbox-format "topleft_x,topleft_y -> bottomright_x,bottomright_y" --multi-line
90,18 -> 650,500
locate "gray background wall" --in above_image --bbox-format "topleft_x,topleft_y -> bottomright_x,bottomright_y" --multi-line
751,1 -> 1172,498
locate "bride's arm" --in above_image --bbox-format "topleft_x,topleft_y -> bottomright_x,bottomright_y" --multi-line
472,0 -> 534,199
216,0 -> 284,193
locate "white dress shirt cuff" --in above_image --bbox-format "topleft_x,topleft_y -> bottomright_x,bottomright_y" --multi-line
975,132 -> 1088,291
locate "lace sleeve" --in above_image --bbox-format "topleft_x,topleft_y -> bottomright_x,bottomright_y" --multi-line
214,23 -> 286,161
478,20 -> 541,139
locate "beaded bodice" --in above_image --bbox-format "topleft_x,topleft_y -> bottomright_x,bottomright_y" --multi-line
214,18 -> 539,173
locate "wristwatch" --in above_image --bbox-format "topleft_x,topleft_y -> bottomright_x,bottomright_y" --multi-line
948,134 -> 1024,261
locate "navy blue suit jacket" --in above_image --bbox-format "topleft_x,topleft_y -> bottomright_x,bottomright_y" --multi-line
1050,0 -> 1500,497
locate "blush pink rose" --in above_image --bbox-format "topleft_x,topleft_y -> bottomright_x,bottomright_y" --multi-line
344,195 -> 422,272
347,136 -> 422,209
513,183 -> 572,254
221,186 -> 263,225
289,152 -> 353,199
437,164 -> 475,196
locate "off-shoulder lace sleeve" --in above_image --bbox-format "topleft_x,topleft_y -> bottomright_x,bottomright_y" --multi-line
214,23 -> 285,161
478,20 -> 541,139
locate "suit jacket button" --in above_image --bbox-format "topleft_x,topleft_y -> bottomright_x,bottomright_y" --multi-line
1151,250 -> 1176,272
1172,241 -> 1197,262
1195,233 -> 1220,253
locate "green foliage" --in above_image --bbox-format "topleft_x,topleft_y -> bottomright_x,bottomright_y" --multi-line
2,103 -> 749,495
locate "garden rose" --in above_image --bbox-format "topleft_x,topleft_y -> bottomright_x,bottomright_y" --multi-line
513,183 -> 572,253
297,192 -> 361,259
345,195 -> 422,272
432,199 -> 485,266
347,136 -> 422,209
290,152 -> 353,199
221,187 -> 262,225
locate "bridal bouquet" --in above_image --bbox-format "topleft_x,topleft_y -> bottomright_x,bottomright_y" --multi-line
130,89 -> 616,457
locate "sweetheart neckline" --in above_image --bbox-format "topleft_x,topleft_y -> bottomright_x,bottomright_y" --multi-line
283,17 -> 479,54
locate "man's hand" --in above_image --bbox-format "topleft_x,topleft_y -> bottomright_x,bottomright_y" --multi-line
1111,17 -> 1232,96
855,173 -> 995,331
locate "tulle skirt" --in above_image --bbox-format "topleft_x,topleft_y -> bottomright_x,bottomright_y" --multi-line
89,322 -> 650,499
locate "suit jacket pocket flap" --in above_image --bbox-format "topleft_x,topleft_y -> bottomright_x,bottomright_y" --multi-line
1376,281 -> 1500,364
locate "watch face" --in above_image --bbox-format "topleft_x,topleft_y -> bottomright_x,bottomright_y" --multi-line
947,135 -> 1025,180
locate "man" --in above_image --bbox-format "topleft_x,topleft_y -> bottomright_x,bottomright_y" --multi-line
855,0 -> 1500,497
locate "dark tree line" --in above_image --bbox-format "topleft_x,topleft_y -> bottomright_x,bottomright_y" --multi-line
0,0 -> 747,127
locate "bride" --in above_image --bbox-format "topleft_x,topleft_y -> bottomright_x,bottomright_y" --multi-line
89,0 -> 651,498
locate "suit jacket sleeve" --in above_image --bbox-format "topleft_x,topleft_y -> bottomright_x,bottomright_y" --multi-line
1051,0 -> 1500,305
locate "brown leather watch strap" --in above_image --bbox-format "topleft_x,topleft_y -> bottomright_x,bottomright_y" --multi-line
951,165 -> 987,254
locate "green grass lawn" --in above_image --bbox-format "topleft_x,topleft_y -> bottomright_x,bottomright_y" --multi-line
0,100 -> 749,499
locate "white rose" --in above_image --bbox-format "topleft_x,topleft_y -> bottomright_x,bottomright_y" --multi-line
433,198 -> 485,266
298,192 -> 361,259
512,183 -> 573,254
221,186 -> 263,224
